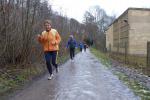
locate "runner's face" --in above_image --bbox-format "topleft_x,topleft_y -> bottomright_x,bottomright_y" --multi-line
70,37 -> 73,40
44,23 -> 51,31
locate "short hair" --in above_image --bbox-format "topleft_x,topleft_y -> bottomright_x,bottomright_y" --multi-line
44,20 -> 52,25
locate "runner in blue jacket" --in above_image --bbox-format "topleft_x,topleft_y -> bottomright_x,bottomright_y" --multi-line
66,35 -> 77,60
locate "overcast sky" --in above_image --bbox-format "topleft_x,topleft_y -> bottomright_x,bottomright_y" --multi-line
50,0 -> 150,22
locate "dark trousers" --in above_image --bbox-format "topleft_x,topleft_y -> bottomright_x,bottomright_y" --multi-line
80,48 -> 82,52
84,47 -> 86,52
70,48 -> 75,60
44,51 -> 58,75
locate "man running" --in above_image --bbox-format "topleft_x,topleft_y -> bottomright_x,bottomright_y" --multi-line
84,43 -> 87,52
37,20 -> 61,80
79,42 -> 83,52
66,35 -> 77,61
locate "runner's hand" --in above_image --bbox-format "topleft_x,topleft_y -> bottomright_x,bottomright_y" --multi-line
37,34 -> 41,37
51,41 -> 56,45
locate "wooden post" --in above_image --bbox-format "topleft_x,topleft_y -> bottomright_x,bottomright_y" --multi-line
147,42 -> 150,67
125,42 -> 127,64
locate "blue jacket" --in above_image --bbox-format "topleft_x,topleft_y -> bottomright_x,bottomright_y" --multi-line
79,43 -> 83,48
67,39 -> 77,48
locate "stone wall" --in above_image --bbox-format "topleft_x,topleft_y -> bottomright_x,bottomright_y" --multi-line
128,9 -> 150,56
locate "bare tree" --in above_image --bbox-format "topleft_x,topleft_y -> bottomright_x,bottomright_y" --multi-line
83,6 -> 116,51
0,0 -> 85,68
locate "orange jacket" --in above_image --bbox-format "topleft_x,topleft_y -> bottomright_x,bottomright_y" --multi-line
38,29 -> 61,51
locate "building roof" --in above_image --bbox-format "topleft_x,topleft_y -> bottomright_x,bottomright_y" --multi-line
106,7 -> 150,31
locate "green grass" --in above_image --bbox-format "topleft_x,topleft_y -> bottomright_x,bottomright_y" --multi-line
110,53 -> 147,68
90,48 -> 111,68
115,72 -> 150,100
110,53 -> 150,76
91,48 -> 150,100
0,66 -> 43,96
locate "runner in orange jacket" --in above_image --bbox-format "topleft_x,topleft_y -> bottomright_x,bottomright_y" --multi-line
37,20 -> 61,80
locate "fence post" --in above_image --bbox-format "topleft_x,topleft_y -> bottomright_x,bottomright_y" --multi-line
147,41 -> 150,67
125,42 -> 127,64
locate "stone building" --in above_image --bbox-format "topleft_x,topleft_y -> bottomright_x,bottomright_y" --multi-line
106,8 -> 150,56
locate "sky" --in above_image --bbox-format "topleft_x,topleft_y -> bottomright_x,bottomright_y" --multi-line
49,0 -> 150,22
